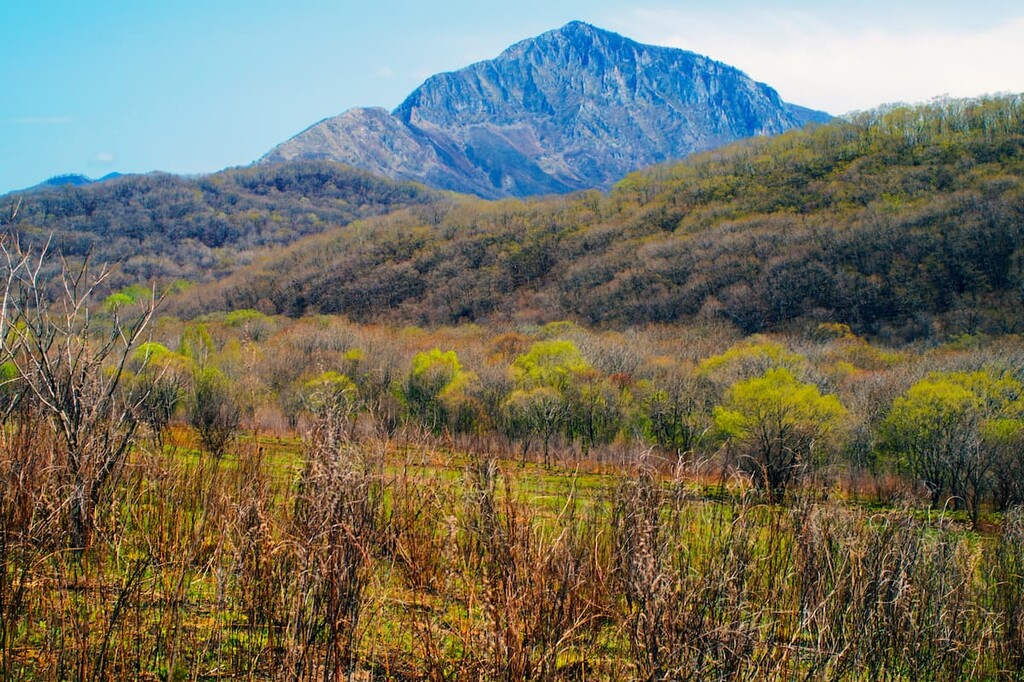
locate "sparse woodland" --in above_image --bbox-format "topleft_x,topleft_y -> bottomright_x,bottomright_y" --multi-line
1,96 -> 1024,679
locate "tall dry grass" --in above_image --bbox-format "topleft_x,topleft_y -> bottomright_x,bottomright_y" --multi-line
1,408 -> 1023,680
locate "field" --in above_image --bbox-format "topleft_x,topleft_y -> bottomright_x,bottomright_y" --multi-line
3,421 -> 1024,681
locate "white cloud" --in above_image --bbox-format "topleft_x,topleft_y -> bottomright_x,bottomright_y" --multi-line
612,9 -> 1024,114
88,152 -> 115,166
374,66 -> 395,79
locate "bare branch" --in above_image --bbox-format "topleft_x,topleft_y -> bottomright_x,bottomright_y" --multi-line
0,232 -> 159,547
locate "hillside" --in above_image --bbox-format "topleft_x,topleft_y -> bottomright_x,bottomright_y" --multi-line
261,21 -> 828,198
185,96 -> 1024,342
2,161 -> 435,289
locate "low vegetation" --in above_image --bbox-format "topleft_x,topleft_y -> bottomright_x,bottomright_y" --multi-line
0,236 -> 1022,679
4,420 -> 1024,679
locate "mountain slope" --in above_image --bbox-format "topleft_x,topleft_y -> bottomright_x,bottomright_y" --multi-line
261,21 -> 829,198
2,161 -> 435,289
190,96 -> 1024,342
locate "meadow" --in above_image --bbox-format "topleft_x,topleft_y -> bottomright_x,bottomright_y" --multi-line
3,422 -> 1024,680
1,279 -> 1023,679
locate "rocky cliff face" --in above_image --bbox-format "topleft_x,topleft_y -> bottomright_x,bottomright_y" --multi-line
262,21 -> 829,198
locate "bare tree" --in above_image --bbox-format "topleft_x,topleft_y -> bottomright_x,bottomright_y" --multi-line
0,232 -> 157,548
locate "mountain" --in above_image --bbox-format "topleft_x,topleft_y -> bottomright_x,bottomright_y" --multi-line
20,172 -> 126,193
41,174 -> 94,187
261,21 -> 830,198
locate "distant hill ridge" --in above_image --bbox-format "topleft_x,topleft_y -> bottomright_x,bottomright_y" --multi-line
2,162 -> 434,289
261,21 -> 830,198
35,172 -> 122,189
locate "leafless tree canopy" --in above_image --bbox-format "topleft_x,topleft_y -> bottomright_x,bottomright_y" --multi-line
0,229 -> 157,548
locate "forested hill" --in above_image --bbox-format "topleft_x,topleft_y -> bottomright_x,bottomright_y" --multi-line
1,161 -> 435,288
180,96 -> 1024,342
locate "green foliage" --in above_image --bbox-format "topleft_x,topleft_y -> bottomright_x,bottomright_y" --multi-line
881,369 -> 1024,518
632,359 -> 713,458
714,367 -> 846,496
343,347 -> 365,363
132,341 -> 175,365
699,337 -> 805,382
410,348 -> 462,385
103,284 -> 151,311
535,320 -> 581,339
883,370 -> 1023,453
224,308 -> 270,327
824,334 -> 905,372
563,370 -> 624,453
510,340 -> 590,391
0,360 -> 20,411
302,371 -> 358,418
128,341 -> 191,443
224,308 -> 275,341
179,323 -> 215,368
715,368 -> 846,440
502,386 -> 566,465
404,348 -> 479,433
188,367 -> 241,457
299,370 -> 360,443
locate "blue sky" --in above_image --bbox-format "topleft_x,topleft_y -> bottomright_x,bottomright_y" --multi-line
2,0 -> 1022,194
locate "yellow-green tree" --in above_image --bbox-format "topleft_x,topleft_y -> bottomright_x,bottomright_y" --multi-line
881,369 -> 1024,524
698,337 -> 804,385
504,340 -> 591,465
509,339 -> 590,391
715,368 -> 846,499
633,358 -> 714,461
129,341 -> 192,446
404,348 -> 478,434
188,367 -> 241,458
563,368 -> 623,455
503,386 -> 567,466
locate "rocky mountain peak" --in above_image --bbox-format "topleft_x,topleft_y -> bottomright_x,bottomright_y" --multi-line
262,22 -> 830,198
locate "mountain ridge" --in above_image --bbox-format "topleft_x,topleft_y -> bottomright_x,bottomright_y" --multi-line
261,22 -> 830,198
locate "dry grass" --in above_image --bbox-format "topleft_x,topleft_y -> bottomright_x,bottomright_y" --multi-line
2,412 -> 1024,680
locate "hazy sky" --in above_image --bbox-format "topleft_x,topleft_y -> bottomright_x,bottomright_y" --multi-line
2,0 -> 1022,194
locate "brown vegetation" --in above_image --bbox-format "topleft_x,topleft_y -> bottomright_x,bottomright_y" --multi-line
174,96 -> 1024,343
1,95 -> 1024,679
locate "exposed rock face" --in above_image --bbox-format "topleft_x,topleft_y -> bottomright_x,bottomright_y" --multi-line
262,21 -> 830,198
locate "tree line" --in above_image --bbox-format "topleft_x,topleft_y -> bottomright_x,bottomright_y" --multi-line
2,160 -> 434,291
99,302 -> 1024,527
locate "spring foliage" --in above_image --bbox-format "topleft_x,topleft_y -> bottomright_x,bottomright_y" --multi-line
714,368 -> 847,495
